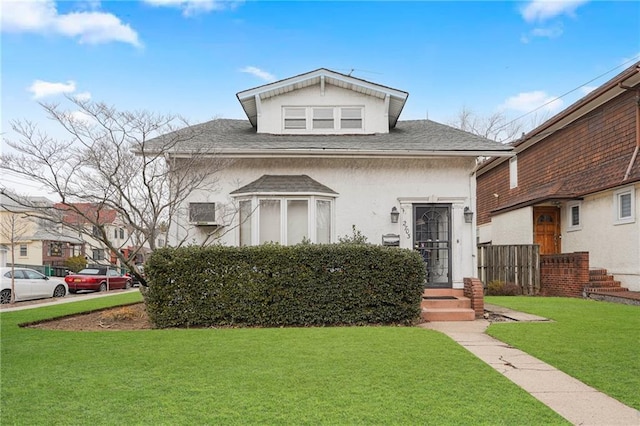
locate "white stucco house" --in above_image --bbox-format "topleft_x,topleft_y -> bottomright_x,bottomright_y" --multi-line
151,69 -> 511,289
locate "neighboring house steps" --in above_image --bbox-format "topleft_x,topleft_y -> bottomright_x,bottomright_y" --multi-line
584,268 -> 640,306
421,289 -> 475,322
584,268 -> 627,293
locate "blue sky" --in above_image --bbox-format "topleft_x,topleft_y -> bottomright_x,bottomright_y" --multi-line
1,0 -> 639,195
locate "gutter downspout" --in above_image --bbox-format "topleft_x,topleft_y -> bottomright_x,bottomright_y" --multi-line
620,75 -> 640,181
622,90 -> 639,181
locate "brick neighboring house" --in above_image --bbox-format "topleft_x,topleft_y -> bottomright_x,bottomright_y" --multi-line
57,203 -> 148,267
476,62 -> 640,292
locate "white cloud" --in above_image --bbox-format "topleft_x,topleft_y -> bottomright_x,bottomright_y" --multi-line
520,0 -> 589,23
579,86 -> 597,96
500,91 -> 564,115
240,66 -> 275,82
28,80 -> 77,99
74,91 -> 92,101
1,0 -> 141,47
143,0 -> 243,17
530,24 -> 564,39
69,110 -> 94,124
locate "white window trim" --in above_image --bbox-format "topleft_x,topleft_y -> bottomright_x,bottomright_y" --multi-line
236,195 -> 335,245
566,201 -> 582,231
509,156 -> 518,189
613,187 -> 635,225
282,106 -> 364,134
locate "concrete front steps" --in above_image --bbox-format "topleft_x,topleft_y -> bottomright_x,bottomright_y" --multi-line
421,288 -> 475,322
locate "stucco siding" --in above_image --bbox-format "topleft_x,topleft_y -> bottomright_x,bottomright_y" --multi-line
562,185 -> 640,291
490,207 -> 534,245
258,84 -> 388,134
173,156 -> 478,288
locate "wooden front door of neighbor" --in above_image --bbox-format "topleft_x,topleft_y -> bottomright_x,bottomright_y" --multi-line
534,207 -> 561,255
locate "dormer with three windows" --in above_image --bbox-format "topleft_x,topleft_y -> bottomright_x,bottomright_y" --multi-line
236,68 -> 409,135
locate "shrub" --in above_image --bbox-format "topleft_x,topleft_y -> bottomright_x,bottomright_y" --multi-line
337,225 -> 369,244
144,244 -> 425,328
486,280 -> 522,296
64,255 -> 87,273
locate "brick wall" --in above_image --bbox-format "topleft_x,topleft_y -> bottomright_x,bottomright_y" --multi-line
539,252 -> 589,297
463,277 -> 484,318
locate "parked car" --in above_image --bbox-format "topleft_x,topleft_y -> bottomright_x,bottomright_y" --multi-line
125,264 -> 145,287
65,267 -> 132,293
0,267 -> 68,304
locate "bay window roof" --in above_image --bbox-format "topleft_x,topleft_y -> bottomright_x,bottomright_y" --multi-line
230,175 -> 338,196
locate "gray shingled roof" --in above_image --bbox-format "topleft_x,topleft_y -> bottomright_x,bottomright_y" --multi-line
145,119 -> 512,156
230,175 -> 338,195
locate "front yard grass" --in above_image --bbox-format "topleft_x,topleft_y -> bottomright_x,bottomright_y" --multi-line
1,293 -> 567,425
486,296 -> 640,410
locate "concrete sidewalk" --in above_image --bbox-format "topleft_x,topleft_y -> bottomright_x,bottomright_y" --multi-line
421,308 -> 640,426
0,288 -> 140,313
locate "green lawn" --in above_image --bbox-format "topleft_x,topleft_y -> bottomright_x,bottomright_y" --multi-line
1,293 -> 567,425
486,296 -> 640,410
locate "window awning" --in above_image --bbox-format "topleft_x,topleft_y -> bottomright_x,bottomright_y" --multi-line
230,175 -> 338,196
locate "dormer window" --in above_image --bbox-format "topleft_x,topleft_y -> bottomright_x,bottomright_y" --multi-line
312,108 -> 334,129
282,106 -> 364,133
284,108 -> 306,130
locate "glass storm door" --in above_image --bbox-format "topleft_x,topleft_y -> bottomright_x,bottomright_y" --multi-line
414,204 -> 452,288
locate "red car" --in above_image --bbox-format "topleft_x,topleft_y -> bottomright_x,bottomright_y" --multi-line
65,267 -> 132,293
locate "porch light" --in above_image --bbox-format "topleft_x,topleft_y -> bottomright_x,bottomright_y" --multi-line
464,207 -> 474,223
390,207 -> 400,223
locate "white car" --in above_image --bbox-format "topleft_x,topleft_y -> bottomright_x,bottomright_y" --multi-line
0,267 -> 68,304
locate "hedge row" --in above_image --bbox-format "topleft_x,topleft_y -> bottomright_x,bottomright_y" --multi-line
143,244 -> 426,328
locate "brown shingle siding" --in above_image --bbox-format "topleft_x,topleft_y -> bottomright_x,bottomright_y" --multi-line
478,88 -> 638,224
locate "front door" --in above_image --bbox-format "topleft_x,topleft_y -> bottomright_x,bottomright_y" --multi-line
414,204 -> 452,288
534,207 -> 561,254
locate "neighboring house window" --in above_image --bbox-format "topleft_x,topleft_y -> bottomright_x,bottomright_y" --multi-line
189,202 -> 216,224
157,238 -> 165,247
19,244 -> 27,257
120,228 -> 125,239
614,187 -> 635,224
92,249 -> 104,261
283,106 -> 363,132
114,228 -> 118,239
93,225 -> 101,237
567,201 -> 582,231
509,156 -> 518,189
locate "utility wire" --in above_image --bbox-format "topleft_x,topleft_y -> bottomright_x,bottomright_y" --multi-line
496,55 -> 640,134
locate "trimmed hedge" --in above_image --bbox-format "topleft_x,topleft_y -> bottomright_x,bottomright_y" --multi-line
144,244 -> 426,328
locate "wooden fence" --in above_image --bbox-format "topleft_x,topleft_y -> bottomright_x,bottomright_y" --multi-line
477,244 -> 540,295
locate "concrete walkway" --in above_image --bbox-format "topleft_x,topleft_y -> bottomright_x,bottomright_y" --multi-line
421,306 -> 640,426
0,288 -> 140,313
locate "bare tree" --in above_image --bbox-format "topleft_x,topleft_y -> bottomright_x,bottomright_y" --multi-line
0,199 -> 33,303
448,106 -> 524,143
448,106 -> 551,144
0,96 -> 226,286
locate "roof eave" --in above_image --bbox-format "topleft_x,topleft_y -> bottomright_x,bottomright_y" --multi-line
165,149 -> 513,159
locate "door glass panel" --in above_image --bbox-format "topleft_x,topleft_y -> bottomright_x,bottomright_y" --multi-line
414,205 -> 451,287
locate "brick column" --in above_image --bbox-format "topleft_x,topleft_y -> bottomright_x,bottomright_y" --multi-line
464,277 -> 484,319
